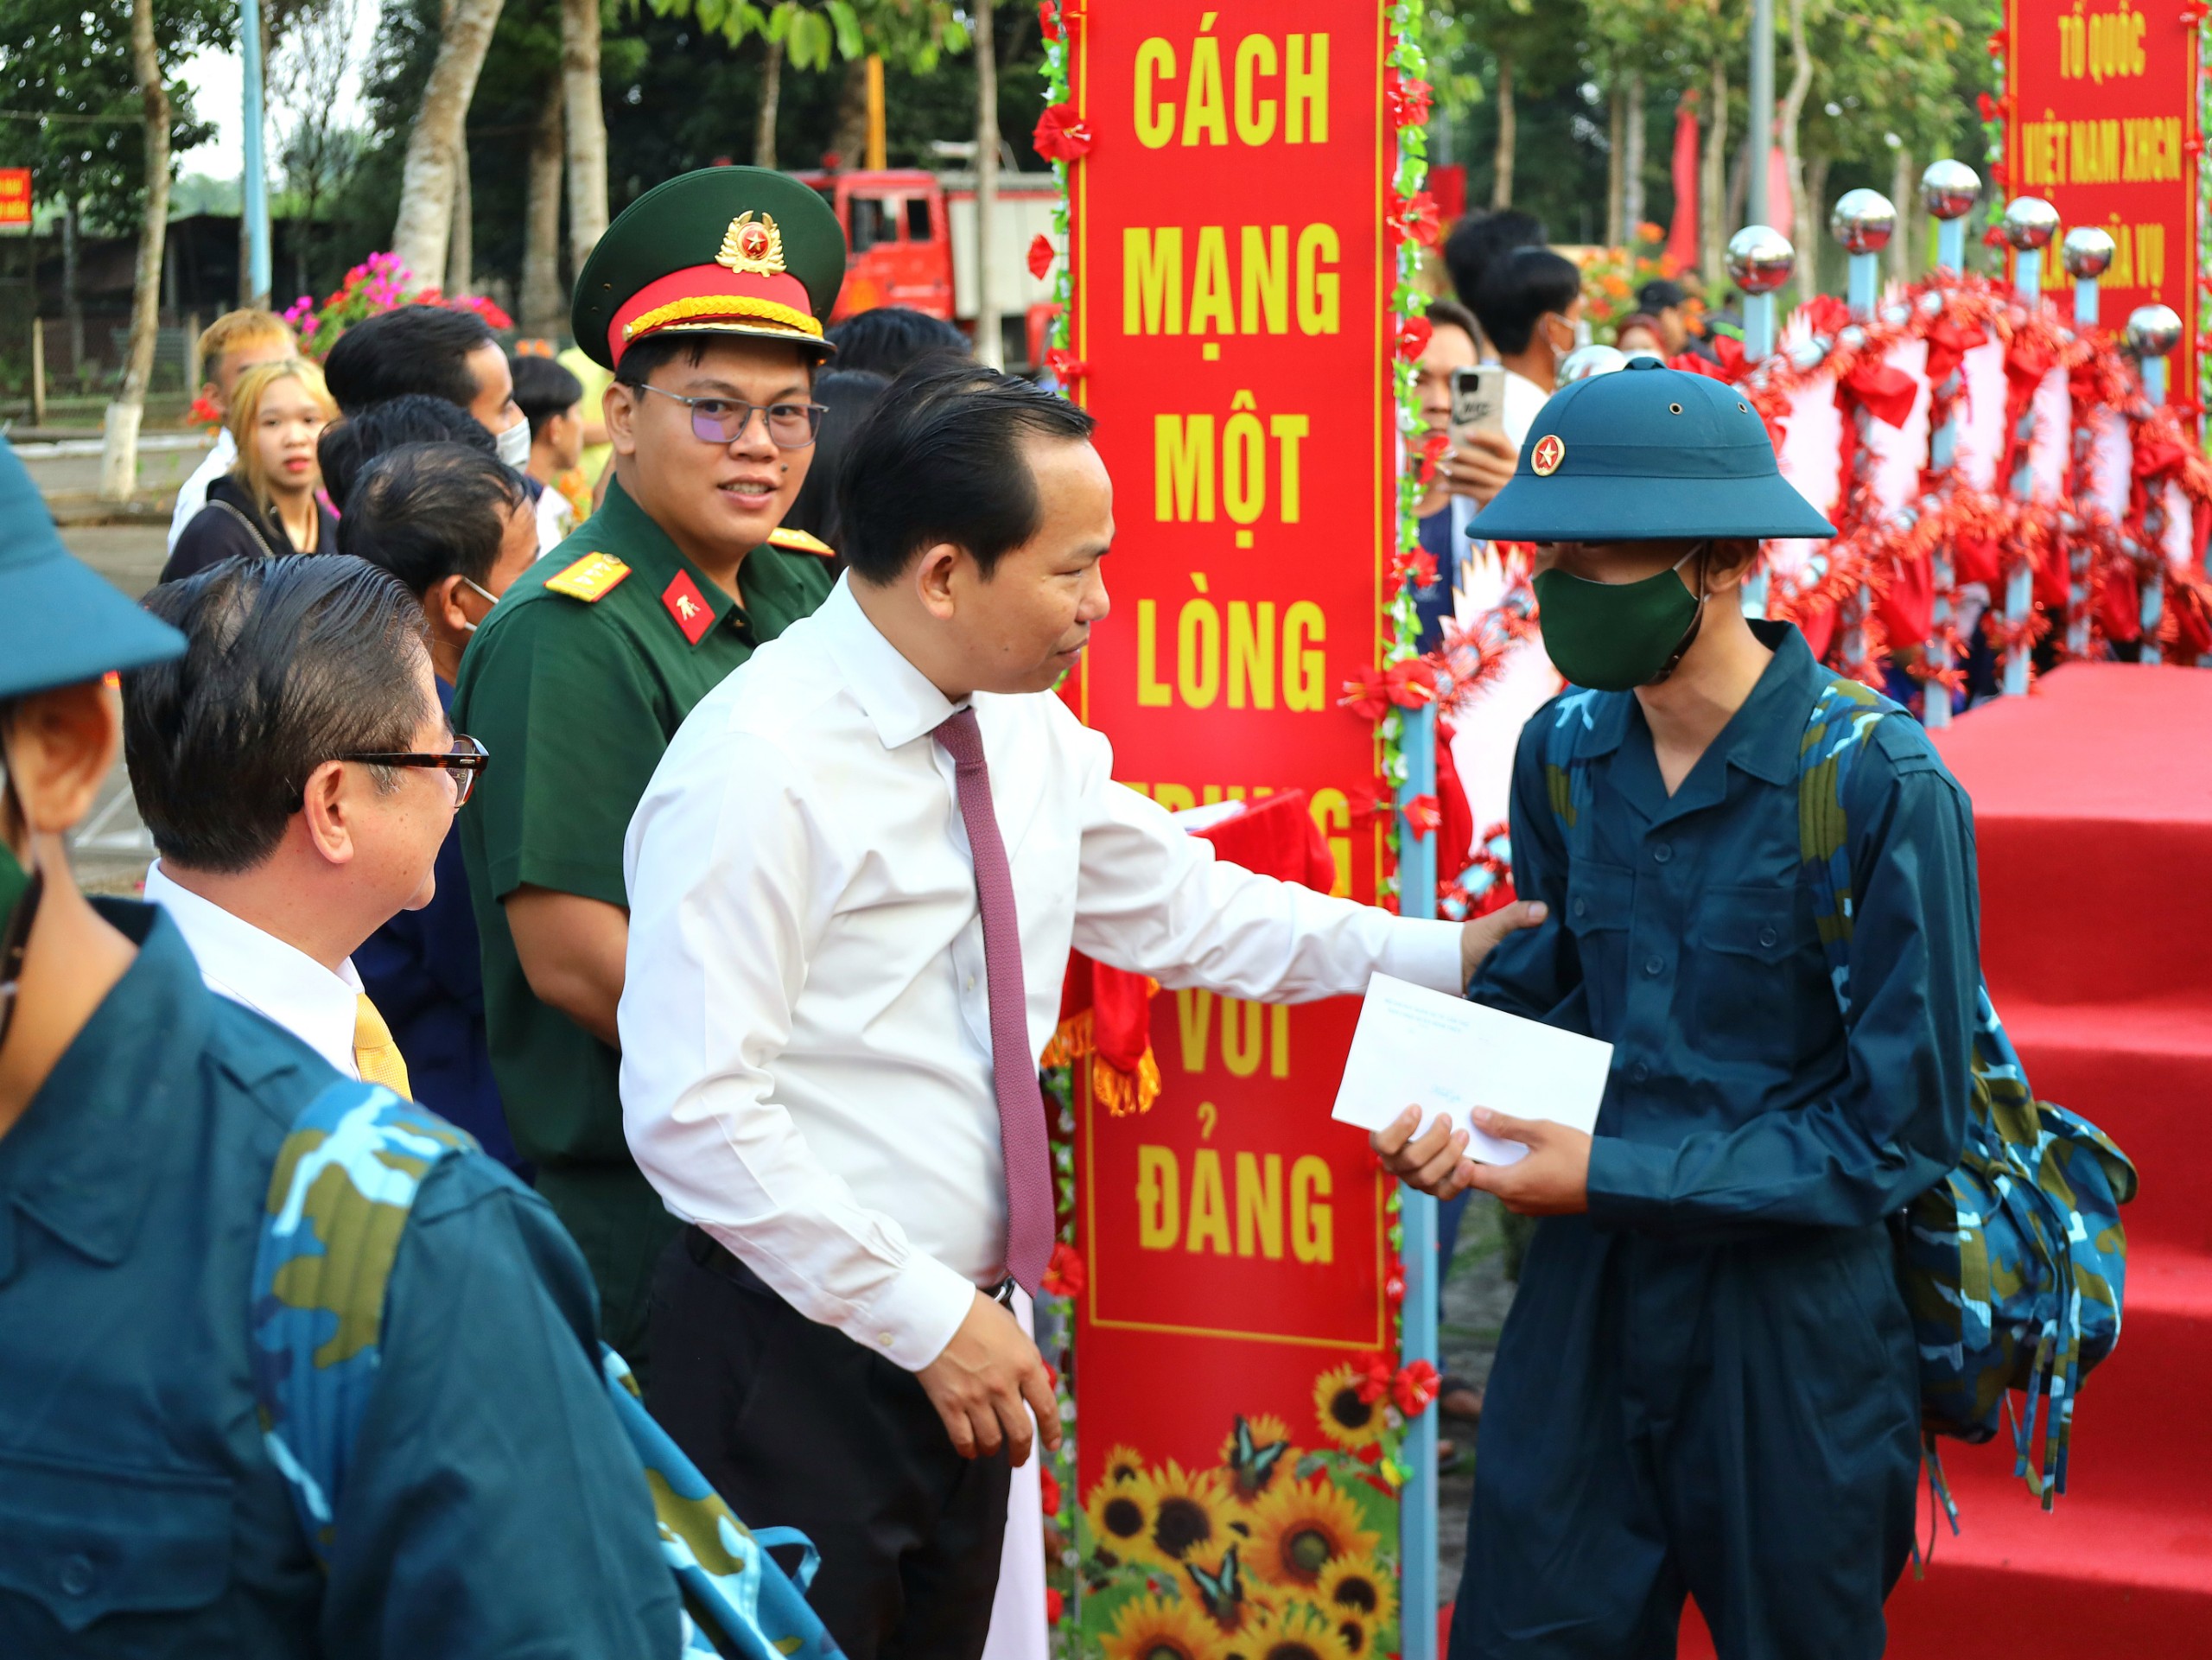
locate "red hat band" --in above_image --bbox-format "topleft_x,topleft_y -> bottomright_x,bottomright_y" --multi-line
607,212 -> 823,366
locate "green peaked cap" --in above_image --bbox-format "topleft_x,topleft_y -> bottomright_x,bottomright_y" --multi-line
571,166 -> 848,371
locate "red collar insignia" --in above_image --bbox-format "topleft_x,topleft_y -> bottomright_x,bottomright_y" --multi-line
661,570 -> 715,645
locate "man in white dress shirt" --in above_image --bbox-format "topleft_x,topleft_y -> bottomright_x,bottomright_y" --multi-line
621,362 -> 1541,1659
125,554 -> 476,1091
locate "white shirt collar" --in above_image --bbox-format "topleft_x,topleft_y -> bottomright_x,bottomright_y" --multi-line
142,860 -> 364,1078
814,575 -> 963,750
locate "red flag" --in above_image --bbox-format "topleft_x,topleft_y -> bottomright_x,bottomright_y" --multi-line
1666,100 -> 1700,276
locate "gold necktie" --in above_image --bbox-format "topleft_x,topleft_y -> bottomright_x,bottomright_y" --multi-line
353,992 -> 413,1098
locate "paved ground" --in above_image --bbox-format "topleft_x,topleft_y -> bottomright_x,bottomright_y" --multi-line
1436,1194 -> 1516,1614
44,474 -> 176,898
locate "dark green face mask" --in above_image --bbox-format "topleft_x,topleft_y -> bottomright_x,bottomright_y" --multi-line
1531,543 -> 1708,692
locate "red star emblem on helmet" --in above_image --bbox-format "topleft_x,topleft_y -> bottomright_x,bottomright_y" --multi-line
1531,434 -> 1566,476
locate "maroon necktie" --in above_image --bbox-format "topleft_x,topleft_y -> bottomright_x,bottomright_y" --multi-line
933,706 -> 1054,1296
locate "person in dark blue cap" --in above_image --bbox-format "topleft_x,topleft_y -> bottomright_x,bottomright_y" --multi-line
0,436 -> 678,1653
1372,361 -> 1980,1659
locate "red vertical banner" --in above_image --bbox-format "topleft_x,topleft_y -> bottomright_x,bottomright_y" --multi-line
2005,0 -> 2200,373
1059,3 -> 1408,1655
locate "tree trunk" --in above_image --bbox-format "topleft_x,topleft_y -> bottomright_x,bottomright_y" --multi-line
1781,0 -> 1815,294
974,0 -> 1001,366
1605,82 -> 1626,247
447,137 -> 474,294
1623,72 -> 1646,237
1726,126 -> 1751,237
391,0 -> 504,284
1700,55 -> 1728,292
520,74 -> 566,338
830,54 -> 869,169
101,0 -> 169,503
62,199 -> 85,374
1888,143 -> 1915,283
753,35 -> 783,168
1802,152 -> 1831,296
561,0 -> 607,270
1491,50 -> 1516,209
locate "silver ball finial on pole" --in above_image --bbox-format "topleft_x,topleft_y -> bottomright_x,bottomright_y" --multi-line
1920,159 -> 1982,221
1829,189 -> 1898,256
1727,225 -> 1794,360
2062,227 -> 2118,328
2126,303 -> 2185,359
1726,224 -> 1796,294
1999,195 -> 2061,251
2060,226 -> 2116,279
1832,191 -> 1895,317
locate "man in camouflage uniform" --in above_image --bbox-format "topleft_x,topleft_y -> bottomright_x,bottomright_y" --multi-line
0,441 -> 677,1653
1376,361 -> 1980,1660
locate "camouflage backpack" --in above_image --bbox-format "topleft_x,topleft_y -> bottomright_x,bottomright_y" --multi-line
249,1079 -> 842,1658
1541,677 -> 2138,1515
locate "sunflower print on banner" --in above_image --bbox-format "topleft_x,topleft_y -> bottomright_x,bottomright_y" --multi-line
1073,1364 -> 1409,1658
1310,1365 -> 1386,1453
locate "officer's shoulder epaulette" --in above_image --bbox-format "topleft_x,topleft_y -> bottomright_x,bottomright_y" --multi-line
766,525 -> 836,558
543,550 -> 632,602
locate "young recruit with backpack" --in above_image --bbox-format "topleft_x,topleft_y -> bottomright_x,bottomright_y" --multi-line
1372,361 -> 2133,1660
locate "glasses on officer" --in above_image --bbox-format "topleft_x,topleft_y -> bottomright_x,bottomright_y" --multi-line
338,734 -> 491,807
634,385 -> 826,449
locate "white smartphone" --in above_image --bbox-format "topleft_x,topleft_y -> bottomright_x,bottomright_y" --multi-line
1449,364 -> 1507,445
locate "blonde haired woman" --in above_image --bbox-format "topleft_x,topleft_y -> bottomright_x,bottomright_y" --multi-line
160,359 -> 338,583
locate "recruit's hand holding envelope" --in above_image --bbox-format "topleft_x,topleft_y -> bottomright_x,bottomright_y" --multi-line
1330,973 -> 1613,1164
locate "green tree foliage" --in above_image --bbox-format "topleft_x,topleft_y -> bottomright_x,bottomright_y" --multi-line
0,0 -> 232,226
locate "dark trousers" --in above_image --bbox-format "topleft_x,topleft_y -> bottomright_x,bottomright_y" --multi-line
1453,1216 -> 1918,1660
648,1228 -> 1012,1660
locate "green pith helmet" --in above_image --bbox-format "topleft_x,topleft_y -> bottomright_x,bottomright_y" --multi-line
1471,359 -> 1836,543
0,439 -> 184,701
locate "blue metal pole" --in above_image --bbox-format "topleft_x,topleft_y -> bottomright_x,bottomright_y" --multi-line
1936,216 -> 1965,273
2068,269 -> 2101,657
2004,245 -> 2044,696
1744,292 -> 1775,362
1847,250 -> 1880,317
2075,278 -> 2099,328
2139,355 -> 2170,665
1397,700 -> 1440,1660
1923,220 -> 1963,725
241,0 -> 272,305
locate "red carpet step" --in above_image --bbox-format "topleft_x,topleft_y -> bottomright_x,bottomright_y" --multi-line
1894,665 -> 2212,1657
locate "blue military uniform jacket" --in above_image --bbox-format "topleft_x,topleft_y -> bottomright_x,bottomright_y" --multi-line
1455,620 -> 1981,1657
0,901 -> 677,1655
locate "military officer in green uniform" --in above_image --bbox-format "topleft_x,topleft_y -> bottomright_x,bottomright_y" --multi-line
452,167 -> 844,1372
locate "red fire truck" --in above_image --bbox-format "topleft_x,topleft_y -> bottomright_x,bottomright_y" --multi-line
793,169 -> 1062,367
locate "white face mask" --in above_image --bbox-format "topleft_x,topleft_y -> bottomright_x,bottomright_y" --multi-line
495,417 -> 532,468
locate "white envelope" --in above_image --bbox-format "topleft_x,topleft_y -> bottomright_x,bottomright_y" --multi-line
1330,973 -> 1614,1166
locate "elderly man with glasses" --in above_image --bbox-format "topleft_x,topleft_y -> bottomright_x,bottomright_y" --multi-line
448,167 -> 845,1380
128,553 -> 490,1095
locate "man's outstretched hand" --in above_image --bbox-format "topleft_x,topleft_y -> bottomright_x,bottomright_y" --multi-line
1464,1110 -> 1591,1215
1459,899 -> 1548,988
915,1290 -> 1064,1466
1370,1105 -> 1592,1217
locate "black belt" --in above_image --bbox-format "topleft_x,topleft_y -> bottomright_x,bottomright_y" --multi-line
691,1227 -> 1019,1310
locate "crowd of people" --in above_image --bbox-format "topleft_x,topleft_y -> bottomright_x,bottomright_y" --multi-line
0,167 -> 1980,1660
